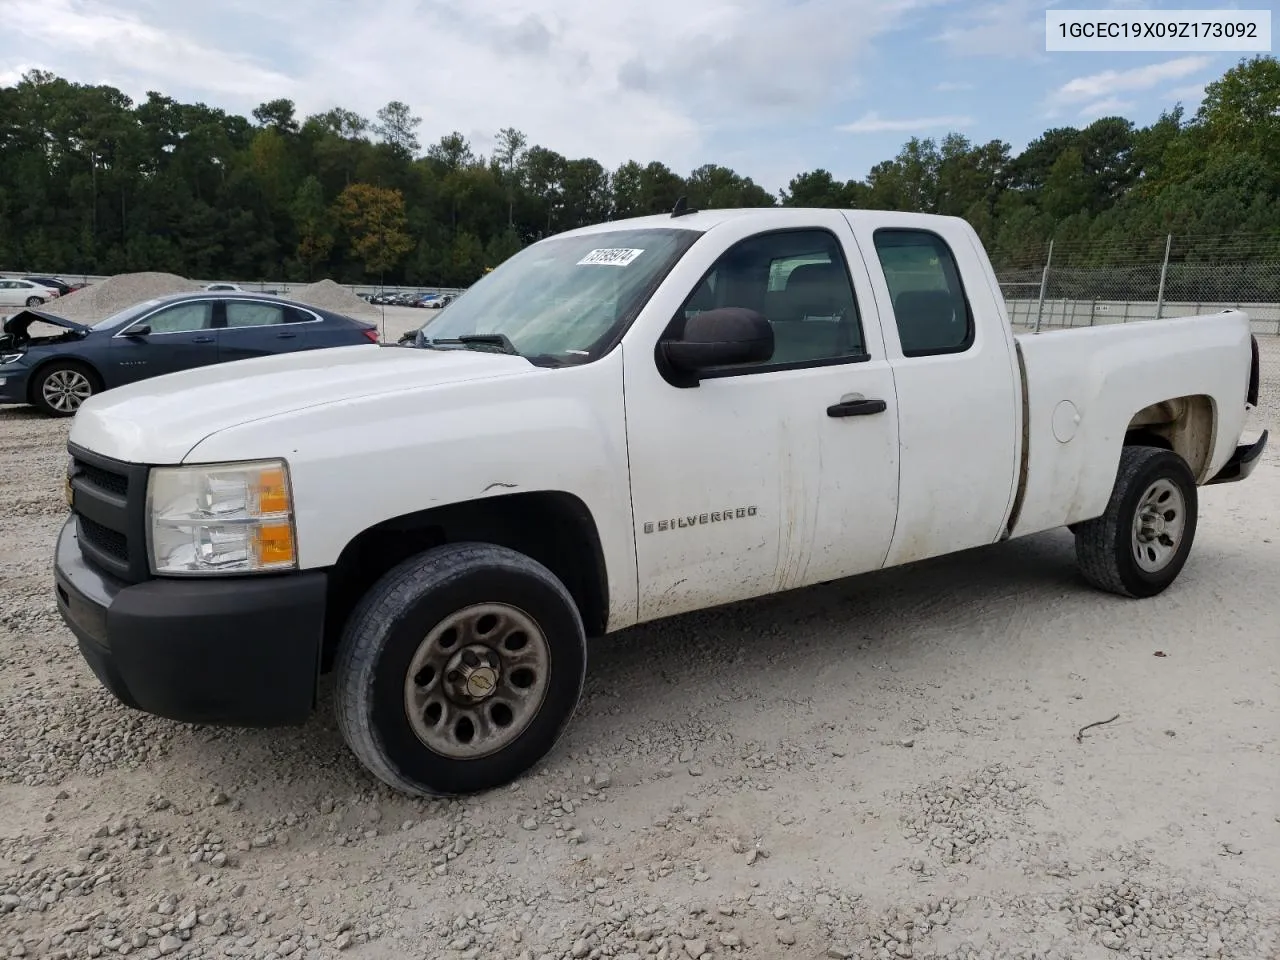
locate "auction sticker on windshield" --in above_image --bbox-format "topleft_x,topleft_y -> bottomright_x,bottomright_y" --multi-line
577,248 -> 645,266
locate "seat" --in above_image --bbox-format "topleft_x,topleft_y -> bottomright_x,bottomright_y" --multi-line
770,261 -> 856,363
893,289 -> 961,354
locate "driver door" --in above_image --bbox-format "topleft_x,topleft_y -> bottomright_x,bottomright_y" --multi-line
622,213 -> 902,622
108,300 -> 220,386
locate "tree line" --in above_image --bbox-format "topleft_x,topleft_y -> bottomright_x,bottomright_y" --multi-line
0,56 -> 1276,288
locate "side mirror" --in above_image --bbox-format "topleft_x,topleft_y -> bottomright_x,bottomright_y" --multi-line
660,307 -> 773,382
125,325 -> 151,338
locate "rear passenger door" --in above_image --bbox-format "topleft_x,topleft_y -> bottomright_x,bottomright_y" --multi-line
217,300 -> 311,363
849,219 -> 1022,565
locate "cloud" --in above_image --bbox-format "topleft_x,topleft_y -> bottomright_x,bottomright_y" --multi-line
934,0 -> 1162,59
1076,97 -> 1137,119
933,0 -> 1045,58
1,0 -> 296,100
837,112 -> 973,133
1049,56 -> 1212,106
1166,82 -> 1207,104
0,0 -> 954,177
0,65 -> 35,88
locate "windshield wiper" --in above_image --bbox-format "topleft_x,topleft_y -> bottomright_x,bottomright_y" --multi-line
417,333 -> 572,367
457,333 -> 519,355
419,333 -> 519,356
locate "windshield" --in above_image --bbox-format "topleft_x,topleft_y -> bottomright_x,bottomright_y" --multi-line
414,227 -> 701,363
90,298 -> 167,331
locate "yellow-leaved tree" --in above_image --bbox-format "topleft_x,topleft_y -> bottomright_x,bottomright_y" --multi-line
333,183 -> 414,277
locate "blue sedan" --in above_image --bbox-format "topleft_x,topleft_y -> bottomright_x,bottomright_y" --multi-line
0,291 -> 380,416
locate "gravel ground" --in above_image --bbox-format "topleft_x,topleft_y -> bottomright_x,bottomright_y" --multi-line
2,328 -> 1278,960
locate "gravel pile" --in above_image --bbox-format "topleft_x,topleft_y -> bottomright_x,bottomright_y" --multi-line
1059,877 -> 1275,957
38,273 -> 200,322
288,279 -> 381,323
899,764 -> 1036,867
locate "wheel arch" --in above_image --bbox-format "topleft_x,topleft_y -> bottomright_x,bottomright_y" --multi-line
1124,393 -> 1217,483
321,490 -> 610,668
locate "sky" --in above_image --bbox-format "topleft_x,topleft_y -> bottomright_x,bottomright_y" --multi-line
0,0 -> 1251,195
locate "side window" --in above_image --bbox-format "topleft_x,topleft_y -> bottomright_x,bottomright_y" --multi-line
225,301 -> 287,328
678,229 -> 866,370
873,229 -> 973,357
144,302 -> 213,334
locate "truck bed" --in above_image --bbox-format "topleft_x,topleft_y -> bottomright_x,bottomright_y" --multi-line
1006,310 -> 1254,539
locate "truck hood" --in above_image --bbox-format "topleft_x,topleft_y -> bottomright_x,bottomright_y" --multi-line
68,344 -> 535,464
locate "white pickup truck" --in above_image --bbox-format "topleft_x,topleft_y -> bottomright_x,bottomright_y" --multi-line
54,207 -> 1266,797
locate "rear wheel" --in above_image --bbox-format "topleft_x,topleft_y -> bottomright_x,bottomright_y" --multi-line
333,542 -> 587,797
1074,446 -> 1198,598
31,361 -> 99,417
24,296 -> 44,307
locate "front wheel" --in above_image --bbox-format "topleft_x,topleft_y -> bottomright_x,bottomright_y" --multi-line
31,361 -> 99,417
333,542 -> 587,797
1073,446 -> 1198,598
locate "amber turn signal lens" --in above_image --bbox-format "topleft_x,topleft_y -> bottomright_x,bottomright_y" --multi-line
253,522 -> 295,567
256,466 -> 290,514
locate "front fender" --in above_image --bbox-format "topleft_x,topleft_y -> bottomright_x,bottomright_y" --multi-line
182,348 -> 639,628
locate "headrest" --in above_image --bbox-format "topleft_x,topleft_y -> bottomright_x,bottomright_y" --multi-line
785,261 -> 843,290
894,288 -> 954,321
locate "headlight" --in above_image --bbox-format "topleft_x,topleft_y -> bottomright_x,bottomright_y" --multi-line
146,459 -> 297,575
0,353 -> 22,365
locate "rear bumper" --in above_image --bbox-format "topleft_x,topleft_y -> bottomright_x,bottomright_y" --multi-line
1206,430 -> 1268,486
54,516 -> 327,727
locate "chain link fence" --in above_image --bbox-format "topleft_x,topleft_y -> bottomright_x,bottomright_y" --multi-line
995,233 -> 1280,421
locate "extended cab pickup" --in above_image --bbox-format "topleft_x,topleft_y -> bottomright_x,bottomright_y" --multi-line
53,208 -> 1267,797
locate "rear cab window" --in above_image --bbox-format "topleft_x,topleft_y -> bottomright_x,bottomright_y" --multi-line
872,229 -> 973,357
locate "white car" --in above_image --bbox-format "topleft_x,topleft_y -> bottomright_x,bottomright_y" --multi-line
0,278 -> 60,308
204,283 -> 243,292
53,207 -> 1266,799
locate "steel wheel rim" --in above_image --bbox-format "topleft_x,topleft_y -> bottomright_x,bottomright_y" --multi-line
403,602 -> 551,759
1131,478 -> 1185,573
42,370 -> 92,413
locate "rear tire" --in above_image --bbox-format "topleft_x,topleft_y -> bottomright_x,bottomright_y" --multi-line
24,296 -> 44,307
333,542 -> 587,797
1073,446 -> 1198,598
31,361 -> 99,417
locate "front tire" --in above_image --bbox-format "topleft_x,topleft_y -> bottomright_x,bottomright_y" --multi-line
1074,446 -> 1198,598
31,361 -> 99,417
333,542 -> 587,797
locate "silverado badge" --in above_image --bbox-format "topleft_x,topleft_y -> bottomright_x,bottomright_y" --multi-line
643,506 -> 757,534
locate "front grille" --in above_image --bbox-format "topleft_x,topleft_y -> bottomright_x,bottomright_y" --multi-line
67,443 -> 151,583
78,515 -> 128,562
79,463 -> 128,497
